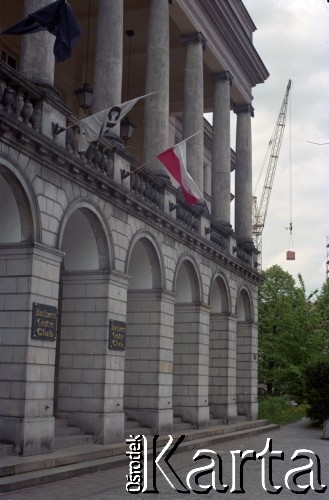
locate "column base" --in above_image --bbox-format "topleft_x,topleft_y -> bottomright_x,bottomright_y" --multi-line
237,401 -> 258,420
125,408 -> 173,435
210,403 -> 238,424
57,411 -> 125,444
0,416 -> 55,456
175,406 -> 209,429
101,413 -> 125,444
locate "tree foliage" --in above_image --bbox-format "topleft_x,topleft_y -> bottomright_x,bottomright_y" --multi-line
258,265 -> 328,402
305,360 -> 329,424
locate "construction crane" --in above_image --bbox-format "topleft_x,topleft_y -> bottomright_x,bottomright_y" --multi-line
252,79 -> 292,268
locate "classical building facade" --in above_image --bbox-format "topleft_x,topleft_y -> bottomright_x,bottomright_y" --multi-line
0,0 -> 268,456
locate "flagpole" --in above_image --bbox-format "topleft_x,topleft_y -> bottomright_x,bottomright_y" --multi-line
122,131 -> 202,178
53,92 -> 159,136
121,158 -> 154,179
52,120 -> 79,136
178,131 -> 201,145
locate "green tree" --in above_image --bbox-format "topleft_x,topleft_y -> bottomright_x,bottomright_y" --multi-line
313,279 -> 329,354
305,360 -> 329,424
258,265 -> 319,402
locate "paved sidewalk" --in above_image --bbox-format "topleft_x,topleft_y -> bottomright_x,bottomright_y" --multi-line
1,419 -> 328,499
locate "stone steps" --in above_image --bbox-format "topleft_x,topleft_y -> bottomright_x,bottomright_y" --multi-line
0,419 -> 279,493
54,434 -> 95,450
124,417 -> 153,437
173,415 -> 193,432
208,413 -> 225,426
0,443 -> 15,457
54,418 -> 95,450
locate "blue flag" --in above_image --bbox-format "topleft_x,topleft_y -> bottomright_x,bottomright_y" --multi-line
1,0 -> 82,62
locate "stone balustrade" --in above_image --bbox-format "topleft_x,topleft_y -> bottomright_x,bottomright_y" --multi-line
176,202 -> 200,233
130,168 -> 163,210
0,61 -> 257,273
235,240 -> 254,267
209,221 -> 231,254
0,64 -> 43,132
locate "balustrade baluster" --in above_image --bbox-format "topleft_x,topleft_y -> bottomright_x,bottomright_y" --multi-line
3,84 -> 15,114
22,96 -> 34,125
14,89 -> 24,119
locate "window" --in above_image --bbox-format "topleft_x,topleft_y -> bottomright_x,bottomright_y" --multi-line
1,48 -> 18,70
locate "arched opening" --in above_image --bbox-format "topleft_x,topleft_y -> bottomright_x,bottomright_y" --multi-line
237,289 -> 252,321
56,207 -> 111,437
0,167 -> 42,453
127,238 -> 162,290
0,169 -> 35,243
61,211 -> 99,270
124,237 -> 165,430
173,259 -> 208,427
236,288 -> 257,419
208,276 -> 236,421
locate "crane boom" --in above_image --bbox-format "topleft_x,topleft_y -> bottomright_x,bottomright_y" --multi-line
253,79 -> 292,267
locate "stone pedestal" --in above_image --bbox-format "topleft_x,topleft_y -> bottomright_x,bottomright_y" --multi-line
236,321 -> 258,419
0,243 -> 62,455
57,270 -> 129,444
173,303 -> 210,428
209,314 -> 237,422
322,420 -> 329,439
125,290 -> 175,434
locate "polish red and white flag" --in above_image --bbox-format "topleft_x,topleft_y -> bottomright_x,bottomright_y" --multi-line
156,136 -> 204,205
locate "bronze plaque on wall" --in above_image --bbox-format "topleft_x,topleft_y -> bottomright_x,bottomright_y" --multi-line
31,303 -> 57,341
109,320 -> 126,351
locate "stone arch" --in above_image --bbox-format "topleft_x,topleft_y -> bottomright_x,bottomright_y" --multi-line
55,200 -> 113,426
58,199 -> 113,271
208,273 -> 236,421
236,286 -> 253,321
174,254 -> 202,303
124,231 -> 167,429
126,231 -> 164,289
236,285 -> 256,419
209,272 -> 230,314
172,254 -> 208,427
0,159 -> 40,243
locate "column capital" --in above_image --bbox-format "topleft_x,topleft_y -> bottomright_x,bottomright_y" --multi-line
212,71 -> 233,86
233,103 -> 254,117
182,32 -> 207,50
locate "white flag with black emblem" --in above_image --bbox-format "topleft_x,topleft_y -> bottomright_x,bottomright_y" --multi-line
78,93 -> 155,152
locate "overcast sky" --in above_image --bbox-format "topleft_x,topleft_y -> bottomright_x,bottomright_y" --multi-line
242,0 -> 329,295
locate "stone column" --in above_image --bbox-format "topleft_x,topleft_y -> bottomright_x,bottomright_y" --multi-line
143,0 -> 170,178
212,72 -> 233,226
125,290 -> 175,434
173,303 -> 210,428
93,0 -> 123,124
234,104 -> 254,241
20,0 -> 55,87
182,32 -> 207,194
57,270 -> 129,445
0,244 -> 63,456
236,321 -> 258,420
209,313 -> 237,422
